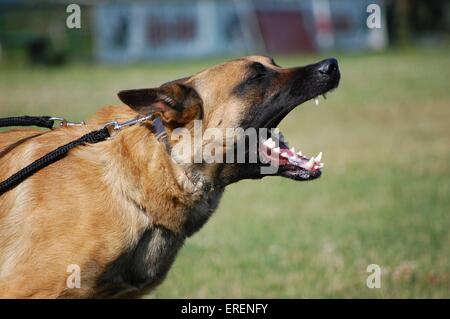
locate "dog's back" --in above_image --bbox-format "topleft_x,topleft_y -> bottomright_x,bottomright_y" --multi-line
0,107 -> 171,297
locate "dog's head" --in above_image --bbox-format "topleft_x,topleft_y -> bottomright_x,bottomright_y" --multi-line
118,56 -> 340,186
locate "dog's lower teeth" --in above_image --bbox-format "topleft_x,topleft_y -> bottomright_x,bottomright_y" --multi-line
263,132 -> 324,172
315,152 -> 322,162
305,157 -> 315,169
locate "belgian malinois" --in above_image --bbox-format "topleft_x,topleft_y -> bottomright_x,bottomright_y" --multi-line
0,56 -> 340,298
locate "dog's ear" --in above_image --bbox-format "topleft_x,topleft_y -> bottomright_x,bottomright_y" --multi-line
118,83 -> 202,125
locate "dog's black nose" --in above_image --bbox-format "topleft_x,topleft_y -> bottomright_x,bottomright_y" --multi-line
317,58 -> 339,75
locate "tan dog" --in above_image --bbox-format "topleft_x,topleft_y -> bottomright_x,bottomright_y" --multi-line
0,56 -> 340,298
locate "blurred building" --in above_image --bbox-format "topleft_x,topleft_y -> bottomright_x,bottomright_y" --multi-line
1,0 -> 448,64
93,0 -> 387,63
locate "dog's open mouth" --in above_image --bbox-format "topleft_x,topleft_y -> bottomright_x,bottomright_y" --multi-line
259,93 -> 330,181
251,57 -> 340,181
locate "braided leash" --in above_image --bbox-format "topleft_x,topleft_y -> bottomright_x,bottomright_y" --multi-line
0,116 -> 55,129
0,127 -> 110,196
0,114 -> 162,196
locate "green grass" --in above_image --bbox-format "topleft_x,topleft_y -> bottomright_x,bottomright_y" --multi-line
1,48 -> 449,298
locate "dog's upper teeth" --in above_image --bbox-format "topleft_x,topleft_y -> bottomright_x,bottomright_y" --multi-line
314,98 -> 319,105
315,152 -> 322,162
281,152 -> 289,158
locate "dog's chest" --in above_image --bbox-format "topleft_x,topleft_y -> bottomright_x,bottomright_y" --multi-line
183,187 -> 224,237
96,188 -> 223,297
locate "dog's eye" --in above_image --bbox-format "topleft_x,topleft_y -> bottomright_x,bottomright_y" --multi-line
247,63 -> 267,83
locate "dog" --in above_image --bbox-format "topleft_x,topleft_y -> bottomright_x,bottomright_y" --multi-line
0,56 -> 340,298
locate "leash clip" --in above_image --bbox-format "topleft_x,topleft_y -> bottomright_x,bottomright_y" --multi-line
49,117 -> 85,128
103,114 -> 155,137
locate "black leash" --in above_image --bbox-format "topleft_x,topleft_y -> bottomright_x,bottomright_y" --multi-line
0,116 -> 56,129
0,127 -> 110,196
0,114 -> 165,197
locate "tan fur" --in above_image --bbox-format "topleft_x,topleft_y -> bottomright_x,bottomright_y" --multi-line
0,56 -> 312,298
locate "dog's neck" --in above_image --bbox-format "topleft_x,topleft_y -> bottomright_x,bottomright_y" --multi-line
98,126 -> 217,235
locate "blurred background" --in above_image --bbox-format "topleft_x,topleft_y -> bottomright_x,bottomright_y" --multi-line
0,0 -> 449,298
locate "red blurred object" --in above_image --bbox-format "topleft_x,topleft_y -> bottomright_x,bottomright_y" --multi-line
256,10 -> 316,54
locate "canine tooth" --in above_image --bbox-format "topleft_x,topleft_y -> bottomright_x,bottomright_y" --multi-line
273,147 -> 280,153
296,151 -> 303,156
305,157 -> 315,169
314,98 -> 319,105
315,152 -> 322,162
290,147 -> 295,153
281,152 -> 289,158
